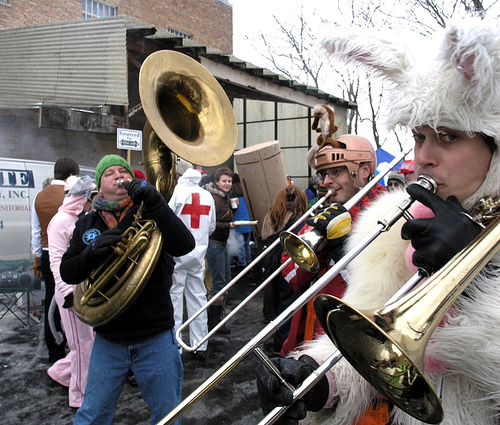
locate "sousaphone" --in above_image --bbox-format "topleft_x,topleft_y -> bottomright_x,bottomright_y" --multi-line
74,51 -> 237,327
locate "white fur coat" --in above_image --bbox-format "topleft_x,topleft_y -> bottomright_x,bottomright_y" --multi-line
293,190 -> 500,424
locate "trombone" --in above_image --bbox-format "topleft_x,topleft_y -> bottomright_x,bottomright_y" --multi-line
176,185 -> 334,352
259,269 -> 427,424
315,207 -> 500,423
176,148 -> 413,352
158,149 -> 418,425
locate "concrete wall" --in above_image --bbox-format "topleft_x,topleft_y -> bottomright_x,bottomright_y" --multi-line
0,109 -> 115,170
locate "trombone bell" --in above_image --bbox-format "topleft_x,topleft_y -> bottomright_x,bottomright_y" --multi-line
280,230 -> 323,273
314,295 -> 443,424
315,211 -> 500,424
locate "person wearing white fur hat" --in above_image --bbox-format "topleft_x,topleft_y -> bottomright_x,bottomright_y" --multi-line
257,17 -> 500,425
47,175 -> 96,408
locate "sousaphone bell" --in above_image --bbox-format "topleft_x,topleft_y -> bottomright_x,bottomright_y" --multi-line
74,51 -> 237,327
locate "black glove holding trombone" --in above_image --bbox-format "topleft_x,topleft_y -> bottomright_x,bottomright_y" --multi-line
306,203 -> 352,261
256,182 -> 483,423
402,183 -> 483,274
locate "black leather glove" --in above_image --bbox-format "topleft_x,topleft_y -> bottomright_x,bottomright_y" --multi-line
306,204 -> 351,241
257,355 -> 329,424
126,179 -> 163,211
401,184 -> 483,274
86,228 -> 123,262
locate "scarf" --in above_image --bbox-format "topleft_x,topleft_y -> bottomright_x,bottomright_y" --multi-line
92,195 -> 134,229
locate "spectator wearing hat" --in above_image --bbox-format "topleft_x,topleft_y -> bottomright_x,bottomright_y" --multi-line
60,154 -> 194,425
387,170 -> 407,191
305,176 -> 320,203
133,169 -> 146,180
47,175 -> 96,408
399,159 -> 416,183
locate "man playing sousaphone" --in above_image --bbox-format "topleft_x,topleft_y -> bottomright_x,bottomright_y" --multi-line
60,154 -> 195,424
257,17 -> 500,425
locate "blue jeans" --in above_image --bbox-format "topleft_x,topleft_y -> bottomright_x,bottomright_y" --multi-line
237,232 -> 252,266
207,242 -> 231,297
74,330 -> 182,425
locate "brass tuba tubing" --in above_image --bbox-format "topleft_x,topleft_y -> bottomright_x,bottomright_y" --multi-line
175,148 -> 414,353
158,154 -> 421,425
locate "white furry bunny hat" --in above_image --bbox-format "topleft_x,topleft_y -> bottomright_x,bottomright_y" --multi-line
321,17 -> 500,211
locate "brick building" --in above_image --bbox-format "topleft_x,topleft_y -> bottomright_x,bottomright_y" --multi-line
0,1 -> 352,196
0,0 -> 233,53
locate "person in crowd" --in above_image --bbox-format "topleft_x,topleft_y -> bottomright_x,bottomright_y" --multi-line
257,17 -> 500,424
305,176 -> 320,204
386,170 -> 407,191
230,173 -> 253,268
260,184 -> 308,353
399,159 -> 416,183
60,154 -> 194,424
205,166 -> 236,335
133,169 -> 146,180
169,166 -> 216,361
47,175 -> 96,408
31,157 -> 80,363
280,134 -> 386,356
199,172 -> 213,189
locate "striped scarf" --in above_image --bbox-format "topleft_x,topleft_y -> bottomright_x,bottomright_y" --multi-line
92,196 -> 134,229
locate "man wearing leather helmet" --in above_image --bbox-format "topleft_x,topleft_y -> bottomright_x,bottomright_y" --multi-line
257,17 -> 500,425
60,154 -> 194,425
279,134 -> 386,356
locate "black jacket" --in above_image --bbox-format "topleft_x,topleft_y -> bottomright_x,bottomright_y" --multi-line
60,199 -> 195,343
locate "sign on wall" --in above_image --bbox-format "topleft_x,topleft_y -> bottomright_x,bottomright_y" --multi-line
117,128 -> 142,151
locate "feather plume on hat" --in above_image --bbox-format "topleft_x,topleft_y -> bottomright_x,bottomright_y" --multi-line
320,17 -> 500,210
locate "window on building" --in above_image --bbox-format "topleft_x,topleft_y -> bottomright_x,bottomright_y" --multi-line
0,0 -> 11,5
167,28 -> 192,40
82,0 -> 116,19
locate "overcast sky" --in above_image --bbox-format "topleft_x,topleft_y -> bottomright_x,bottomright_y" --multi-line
228,1 -> 433,157
230,0 -> 310,67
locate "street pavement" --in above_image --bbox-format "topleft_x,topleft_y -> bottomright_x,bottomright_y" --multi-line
0,268 -> 274,425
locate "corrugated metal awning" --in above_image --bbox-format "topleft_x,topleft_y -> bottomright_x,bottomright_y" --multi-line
0,17 -> 139,108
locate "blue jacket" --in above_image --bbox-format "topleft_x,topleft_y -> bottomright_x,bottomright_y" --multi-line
233,197 -> 252,234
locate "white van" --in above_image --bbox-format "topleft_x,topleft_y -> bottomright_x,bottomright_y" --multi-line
0,157 -> 94,293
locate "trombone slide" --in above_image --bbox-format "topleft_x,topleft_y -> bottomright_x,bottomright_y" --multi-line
158,174 -> 431,425
176,188 -> 335,352
259,271 -> 427,425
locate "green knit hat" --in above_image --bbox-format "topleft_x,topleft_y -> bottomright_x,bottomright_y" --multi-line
95,154 -> 134,188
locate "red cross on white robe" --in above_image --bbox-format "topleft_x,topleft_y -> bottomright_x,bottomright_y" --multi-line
181,192 -> 211,229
